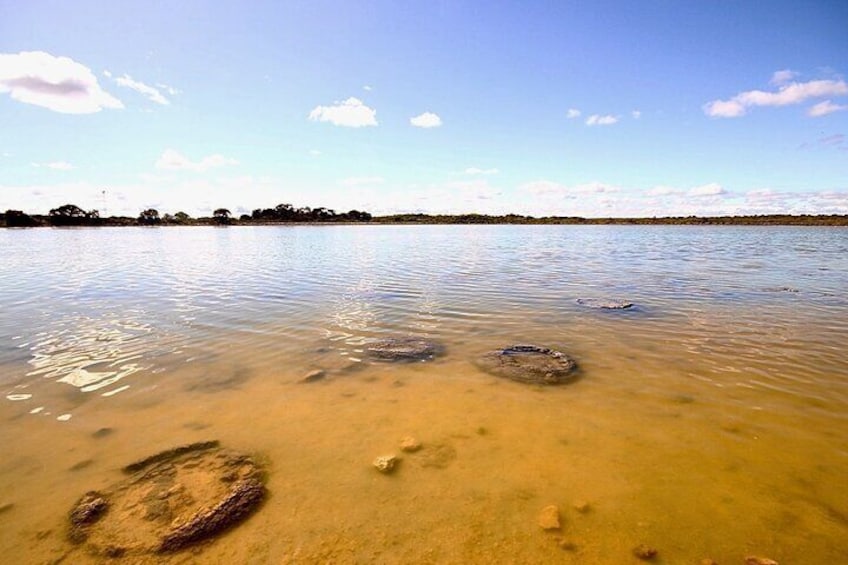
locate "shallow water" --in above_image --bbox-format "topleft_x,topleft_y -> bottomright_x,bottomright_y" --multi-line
1,225 -> 846,564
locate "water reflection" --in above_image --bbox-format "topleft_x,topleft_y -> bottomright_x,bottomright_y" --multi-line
25,313 -> 154,398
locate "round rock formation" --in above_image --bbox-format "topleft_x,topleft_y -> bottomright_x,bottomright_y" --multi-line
366,337 -> 443,362
67,441 -> 265,558
476,345 -> 578,385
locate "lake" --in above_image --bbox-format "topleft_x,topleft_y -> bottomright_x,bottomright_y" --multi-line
1,225 -> 847,564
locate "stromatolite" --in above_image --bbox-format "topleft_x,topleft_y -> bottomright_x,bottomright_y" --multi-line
366,337 -> 443,362
476,345 -> 578,385
67,441 -> 265,557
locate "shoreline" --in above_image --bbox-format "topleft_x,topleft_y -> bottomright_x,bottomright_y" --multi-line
3,213 -> 848,228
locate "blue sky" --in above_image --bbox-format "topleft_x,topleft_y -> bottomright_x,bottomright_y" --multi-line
1,1 -> 846,217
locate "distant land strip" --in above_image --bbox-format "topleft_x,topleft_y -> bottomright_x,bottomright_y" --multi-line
2,204 -> 847,227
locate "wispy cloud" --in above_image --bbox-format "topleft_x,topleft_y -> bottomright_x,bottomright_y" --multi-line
566,108 -> 581,119
585,114 -> 618,126
155,149 -> 239,172
770,69 -> 798,85
309,97 -> 377,127
704,76 -> 848,118
410,112 -> 442,128
464,167 -> 499,175
115,74 -> 169,105
808,100 -> 847,117
156,82 -> 180,96
0,51 -> 123,114
522,180 -> 619,196
631,110 -> 641,119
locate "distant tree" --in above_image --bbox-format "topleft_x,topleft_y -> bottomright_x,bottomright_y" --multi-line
274,203 -> 295,220
48,204 -> 99,226
213,208 -> 231,225
173,211 -> 191,224
239,214 -> 251,222
138,208 -> 161,225
4,209 -> 39,227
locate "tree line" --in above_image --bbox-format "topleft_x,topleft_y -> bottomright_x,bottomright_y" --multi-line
1,203 -> 373,227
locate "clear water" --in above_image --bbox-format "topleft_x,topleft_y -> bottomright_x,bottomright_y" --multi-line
1,225 -> 846,563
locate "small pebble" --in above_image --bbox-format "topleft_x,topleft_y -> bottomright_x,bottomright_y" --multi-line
538,505 -> 561,530
373,455 -> 397,474
700,559 -> 719,565
632,544 -> 658,560
400,436 -> 422,452
572,500 -> 591,513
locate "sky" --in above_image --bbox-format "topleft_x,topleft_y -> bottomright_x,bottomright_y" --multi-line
1,0 -> 847,218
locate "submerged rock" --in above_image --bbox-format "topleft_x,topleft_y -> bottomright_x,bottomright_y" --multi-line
576,298 -> 633,309
399,436 -> 422,452
373,455 -> 398,473
538,505 -> 561,530
476,345 -> 578,385
632,544 -> 658,560
66,441 -> 265,558
366,337 -> 443,362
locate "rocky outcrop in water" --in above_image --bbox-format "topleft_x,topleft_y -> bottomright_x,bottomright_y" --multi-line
366,337 -> 443,362
476,345 -> 578,385
66,441 -> 265,558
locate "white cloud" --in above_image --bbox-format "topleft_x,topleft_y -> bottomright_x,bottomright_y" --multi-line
309,149 -> 322,156
703,99 -> 746,118
646,185 -> 682,196
464,167 -> 499,175
155,149 -> 239,172
363,85 -> 372,91
340,176 -> 384,187
32,161 -> 75,170
770,69 -> 798,85
566,108 -> 581,119
688,183 -> 725,197
0,51 -> 123,114
631,110 -> 641,119
808,100 -> 847,117
585,114 -> 618,126
115,74 -> 169,105
308,97 -> 377,127
704,77 -> 848,118
410,112 -> 442,128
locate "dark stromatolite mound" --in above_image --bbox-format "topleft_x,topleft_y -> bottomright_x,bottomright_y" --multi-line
66,441 -> 265,558
576,298 -> 633,310
366,337 -> 444,362
476,345 -> 578,385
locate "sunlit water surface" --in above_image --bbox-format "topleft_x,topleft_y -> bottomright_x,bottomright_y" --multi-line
1,225 -> 846,564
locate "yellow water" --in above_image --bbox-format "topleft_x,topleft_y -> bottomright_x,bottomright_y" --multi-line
1,226 -> 847,563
